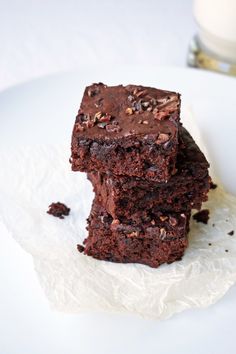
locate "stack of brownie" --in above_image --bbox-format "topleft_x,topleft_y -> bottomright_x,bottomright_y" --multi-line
71,83 -> 210,268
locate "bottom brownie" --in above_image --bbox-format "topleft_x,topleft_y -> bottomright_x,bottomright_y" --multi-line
80,200 -> 190,268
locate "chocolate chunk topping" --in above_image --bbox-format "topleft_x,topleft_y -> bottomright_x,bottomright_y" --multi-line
160,215 -> 168,222
125,107 -> 133,115
169,216 -> 178,226
193,209 -> 209,224
74,122 -> 85,132
75,111 -> 112,130
228,230 -> 234,236
73,83 -> 180,139
127,231 -> 139,237
87,88 -> 98,97
154,110 -> 169,121
111,218 -> 120,225
97,122 -> 107,129
94,98 -> 104,108
111,218 -> 120,230
160,228 -> 167,239
47,202 -> 70,219
98,113 -> 112,122
128,95 -> 134,102
124,84 -> 180,118
105,123 -> 122,133
156,133 -> 170,144
87,83 -> 106,97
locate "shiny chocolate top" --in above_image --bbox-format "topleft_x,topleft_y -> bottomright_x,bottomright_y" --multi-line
73,83 -> 180,141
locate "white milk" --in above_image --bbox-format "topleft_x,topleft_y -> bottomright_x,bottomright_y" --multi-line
194,0 -> 236,62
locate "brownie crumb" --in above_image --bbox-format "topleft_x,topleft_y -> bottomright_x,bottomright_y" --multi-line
210,181 -> 217,190
212,223 -> 215,227
77,244 -> 85,253
193,209 -> 210,224
228,230 -> 234,236
225,249 -> 229,253
208,243 -> 212,246
47,202 -> 70,219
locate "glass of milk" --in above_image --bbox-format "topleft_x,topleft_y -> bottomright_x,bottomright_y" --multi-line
188,0 -> 236,76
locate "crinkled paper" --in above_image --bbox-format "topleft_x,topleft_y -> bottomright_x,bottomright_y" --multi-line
1,143 -> 236,320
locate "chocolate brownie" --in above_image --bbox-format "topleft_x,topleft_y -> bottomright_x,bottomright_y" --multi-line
193,209 -> 210,224
88,127 -> 210,221
71,83 -> 181,182
80,200 -> 190,268
47,202 -> 70,219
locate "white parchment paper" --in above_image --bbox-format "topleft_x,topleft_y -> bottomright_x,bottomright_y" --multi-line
1,144 -> 236,320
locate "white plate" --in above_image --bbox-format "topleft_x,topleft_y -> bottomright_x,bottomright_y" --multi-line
1,67 -> 236,354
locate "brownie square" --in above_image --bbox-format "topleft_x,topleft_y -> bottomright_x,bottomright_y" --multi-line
88,127 -> 210,221
71,83 -> 181,182
80,200 -> 190,268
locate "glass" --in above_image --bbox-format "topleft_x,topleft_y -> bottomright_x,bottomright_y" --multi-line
188,0 -> 236,76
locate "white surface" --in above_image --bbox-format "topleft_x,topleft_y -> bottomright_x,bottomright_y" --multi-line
0,66 -> 236,353
0,0 -> 195,92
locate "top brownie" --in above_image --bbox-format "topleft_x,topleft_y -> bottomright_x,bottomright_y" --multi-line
71,83 -> 181,181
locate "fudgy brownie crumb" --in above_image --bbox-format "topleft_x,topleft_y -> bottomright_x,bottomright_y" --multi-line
193,209 -> 209,224
77,244 -> 85,253
210,181 -> 217,190
228,230 -> 234,236
47,202 -> 70,219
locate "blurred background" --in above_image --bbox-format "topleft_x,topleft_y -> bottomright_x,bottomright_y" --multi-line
0,0 -> 196,91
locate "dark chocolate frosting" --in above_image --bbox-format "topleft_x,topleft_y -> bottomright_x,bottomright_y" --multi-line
73,83 -> 181,140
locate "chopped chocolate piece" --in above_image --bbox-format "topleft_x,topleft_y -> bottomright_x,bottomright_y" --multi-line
208,243 -> 212,246
71,83 -> 181,182
225,249 -> 229,252
47,202 -> 70,219
80,199 -> 190,268
228,230 -> 234,236
88,127 -> 210,221
87,83 -> 103,97
193,209 -> 210,224
155,133 -> 170,144
210,181 -> 217,190
77,244 -> 85,253
105,122 -> 122,133
125,107 -> 133,115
